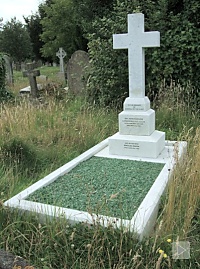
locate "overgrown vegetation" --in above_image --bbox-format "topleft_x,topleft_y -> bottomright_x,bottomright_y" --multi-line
0,67 -> 199,268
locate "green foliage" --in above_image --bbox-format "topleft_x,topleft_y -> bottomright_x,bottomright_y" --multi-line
24,14 -> 44,61
0,18 -> 33,62
73,0 -> 114,34
87,0 -> 200,107
145,6 -> 200,103
40,0 -> 114,60
40,0 -> 87,60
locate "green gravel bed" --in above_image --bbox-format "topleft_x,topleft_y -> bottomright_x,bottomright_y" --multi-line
27,157 -> 164,219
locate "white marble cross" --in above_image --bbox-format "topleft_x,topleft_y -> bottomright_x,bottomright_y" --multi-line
56,47 -> 66,73
113,13 -> 160,98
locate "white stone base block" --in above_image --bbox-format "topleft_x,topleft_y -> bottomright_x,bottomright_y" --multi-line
109,131 -> 165,158
123,97 -> 150,111
119,109 -> 155,135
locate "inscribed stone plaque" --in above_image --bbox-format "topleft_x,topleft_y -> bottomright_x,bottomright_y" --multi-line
119,110 -> 155,136
66,50 -> 90,94
124,142 -> 140,150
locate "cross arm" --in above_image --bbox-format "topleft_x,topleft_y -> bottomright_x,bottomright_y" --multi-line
23,69 -> 40,78
113,33 -> 129,49
142,31 -> 160,47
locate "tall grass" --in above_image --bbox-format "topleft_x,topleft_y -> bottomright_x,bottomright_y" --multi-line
0,70 -> 199,268
160,128 -> 200,235
152,81 -> 200,140
0,98 -> 118,200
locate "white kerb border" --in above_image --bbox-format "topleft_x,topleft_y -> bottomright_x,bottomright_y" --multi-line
4,138 -> 187,240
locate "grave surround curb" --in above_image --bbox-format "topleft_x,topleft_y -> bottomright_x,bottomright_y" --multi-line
4,138 -> 187,240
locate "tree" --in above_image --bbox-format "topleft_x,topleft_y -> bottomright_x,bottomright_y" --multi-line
73,0 -> 114,34
40,0 -> 87,60
24,0 -> 54,62
24,14 -> 44,61
0,18 -> 32,63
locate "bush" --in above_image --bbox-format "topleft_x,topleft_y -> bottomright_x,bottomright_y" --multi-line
86,0 -> 200,107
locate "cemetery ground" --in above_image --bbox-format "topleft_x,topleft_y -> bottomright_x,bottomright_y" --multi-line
0,66 -> 199,269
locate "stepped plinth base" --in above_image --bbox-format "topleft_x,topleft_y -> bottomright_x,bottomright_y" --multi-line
109,131 -> 165,158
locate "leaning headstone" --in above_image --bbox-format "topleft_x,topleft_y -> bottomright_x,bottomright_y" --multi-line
23,63 -> 40,98
109,13 -> 165,158
66,50 -> 90,95
3,55 -> 14,85
56,47 -> 66,73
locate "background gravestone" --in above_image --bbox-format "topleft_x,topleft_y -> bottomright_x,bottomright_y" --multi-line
66,50 -> 90,95
3,55 -> 14,85
21,62 -> 26,71
56,47 -> 66,73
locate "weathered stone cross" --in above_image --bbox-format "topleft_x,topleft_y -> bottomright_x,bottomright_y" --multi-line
23,63 -> 40,98
56,47 -> 66,73
113,13 -> 160,98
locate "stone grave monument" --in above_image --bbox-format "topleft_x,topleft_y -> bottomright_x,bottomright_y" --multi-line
3,55 -> 14,85
66,50 -> 90,95
23,63 -> 40,98
56,47 -> 66,73
109,13 -> 165,158
4,13 -> 187,240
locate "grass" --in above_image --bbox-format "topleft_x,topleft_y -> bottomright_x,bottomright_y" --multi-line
0,68 -> 199,268
152,81 -> 200,140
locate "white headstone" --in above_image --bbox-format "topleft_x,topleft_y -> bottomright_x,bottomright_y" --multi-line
56,47 -> 66,73
109,13 -> 165,158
